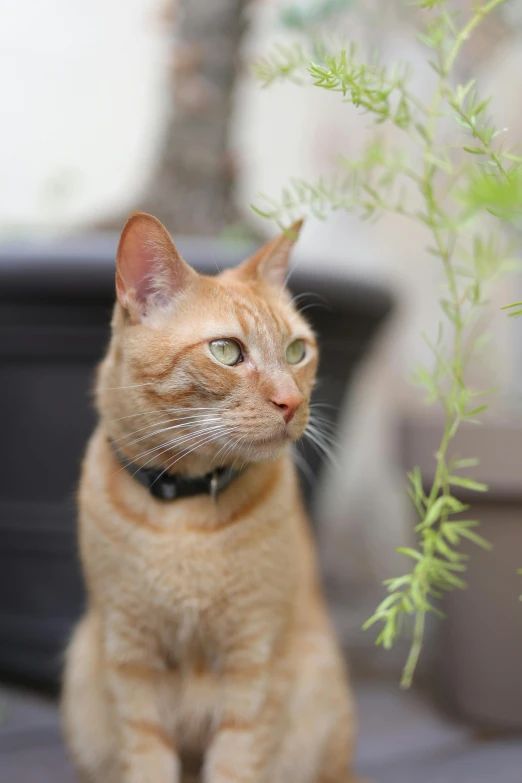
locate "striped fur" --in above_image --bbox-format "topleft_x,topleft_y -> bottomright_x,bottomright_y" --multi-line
61,213 -> 359,783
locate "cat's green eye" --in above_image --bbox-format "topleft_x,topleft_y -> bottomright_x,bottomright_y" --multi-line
286,339 -> 306,365
209,339 -> 243,366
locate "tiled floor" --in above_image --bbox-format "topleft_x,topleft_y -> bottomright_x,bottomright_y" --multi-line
1,680 -> 522,783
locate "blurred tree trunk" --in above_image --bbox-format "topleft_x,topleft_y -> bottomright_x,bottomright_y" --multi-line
141,0 -> 248,236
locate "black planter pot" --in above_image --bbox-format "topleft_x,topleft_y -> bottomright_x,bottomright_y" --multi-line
0,234 -> 392,689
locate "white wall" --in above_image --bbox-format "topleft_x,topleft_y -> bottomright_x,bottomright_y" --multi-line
0,0 -> 168,234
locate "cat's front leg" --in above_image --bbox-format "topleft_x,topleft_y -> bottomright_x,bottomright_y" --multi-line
105,619 -> 180,783
203,638 -> 282,783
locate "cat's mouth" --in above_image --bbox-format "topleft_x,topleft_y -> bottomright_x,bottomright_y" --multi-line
248,432 -> 288,447
244,415 -> 308,448
245,423 -> 306,451
234,431 -> 289,462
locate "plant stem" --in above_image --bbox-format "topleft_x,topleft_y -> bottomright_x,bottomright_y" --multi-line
401,606 -> 425,688
444,0 -> 506,76
399,3 -> 484,686
255,0 -> 513,687
451,102 -> 510,179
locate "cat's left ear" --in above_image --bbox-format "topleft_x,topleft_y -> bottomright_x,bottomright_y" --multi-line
115,212 -> 196,322
235,219 -> 304,287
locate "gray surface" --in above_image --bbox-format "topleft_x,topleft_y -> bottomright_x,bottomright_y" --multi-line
0,681 -> 521,783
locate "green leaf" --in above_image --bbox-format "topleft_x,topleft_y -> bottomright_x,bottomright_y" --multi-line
412,365 -> 439,403
383,574 -> 412,591
458,528 -> 492,550
424,600 -> 445,618
397,547 -> 423,562
448,476 -> 488,492
435,537 -> 467,562
408,466 -> 427,501
417,496 -> 448,529
454,79 -> 476,102
362,614 -> 380,631
472,98 -> 490,117
463,404 -> 488,417
401,594 -> 414,613
363,594 -> 401,630
441,298 -> 458,324
395,96 -> 411,128
441,560 -> 468,572
441,523 -> 459,545
424,152 -> 453,173
452,457 -> 479,469
415,123 -> 429,141
434,568 -> 467,589
444,519 -> 480,535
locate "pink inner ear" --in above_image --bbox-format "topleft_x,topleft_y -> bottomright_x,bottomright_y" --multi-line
117,220 -> 158,305
115,213 -> 195,316
260,246 -> 290,287
234,219 -> 304,287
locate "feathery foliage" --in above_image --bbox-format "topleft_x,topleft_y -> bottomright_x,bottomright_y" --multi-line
254,0 -> 521,687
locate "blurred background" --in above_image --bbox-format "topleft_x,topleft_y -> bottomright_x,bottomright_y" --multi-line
2,0 -> 522,781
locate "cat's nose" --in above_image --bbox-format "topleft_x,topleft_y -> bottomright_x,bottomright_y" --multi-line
270,392 -> 303,423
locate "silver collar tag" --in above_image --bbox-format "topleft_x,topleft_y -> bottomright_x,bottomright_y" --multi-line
210,472 -> 219,500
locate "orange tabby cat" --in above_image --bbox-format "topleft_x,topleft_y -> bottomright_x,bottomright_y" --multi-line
61,212 -> 359,783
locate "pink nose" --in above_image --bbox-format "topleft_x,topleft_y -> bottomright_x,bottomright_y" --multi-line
270,393 -> 303,424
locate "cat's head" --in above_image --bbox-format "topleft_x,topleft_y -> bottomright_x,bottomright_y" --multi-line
98,212 -> 318,474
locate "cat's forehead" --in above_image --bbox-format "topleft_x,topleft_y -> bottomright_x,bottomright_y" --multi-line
146,275 -> 314,348
203,276 -> 313,341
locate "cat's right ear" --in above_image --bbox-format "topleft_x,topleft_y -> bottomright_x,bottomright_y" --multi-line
115,212 -> 196,322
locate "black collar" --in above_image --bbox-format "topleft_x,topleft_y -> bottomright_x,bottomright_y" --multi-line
110,440 -> 243,502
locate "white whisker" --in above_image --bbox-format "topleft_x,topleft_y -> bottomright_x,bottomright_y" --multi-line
292,444 -> 317,488
211,434 -> 238,467
309,415 -> 337,437
304,424 -> 341,470
308,418 -> 340,444
150,429 -> 232,486
121,420 -> 223,453
112,424 -> 228,478
237,437 -> 251,471
127,425 -> 227,469
288,291 -> 329,312
109,406 -> 226,424
298,302 -> 328,315
116,415 -> 222,448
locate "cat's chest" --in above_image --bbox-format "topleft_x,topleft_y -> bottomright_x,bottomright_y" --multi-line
135,533 -> 228,615
129,538 -> 246,671
130,514 -> 288,647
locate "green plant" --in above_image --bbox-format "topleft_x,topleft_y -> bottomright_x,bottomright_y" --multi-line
254,0 -> 522,687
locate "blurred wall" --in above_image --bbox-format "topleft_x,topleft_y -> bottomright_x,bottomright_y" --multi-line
0,0 -> 169,232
